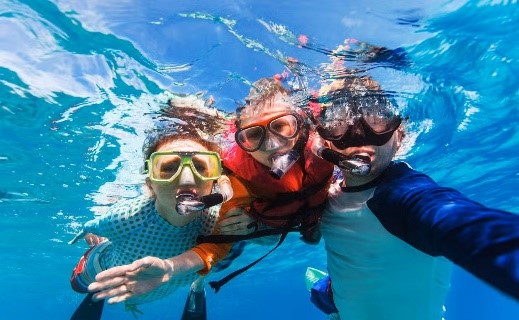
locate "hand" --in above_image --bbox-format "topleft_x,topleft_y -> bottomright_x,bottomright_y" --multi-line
88,256 -> 174,304
217,208 -> 258,235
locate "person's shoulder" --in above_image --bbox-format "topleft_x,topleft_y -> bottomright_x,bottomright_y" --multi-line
107,195 -> 153,214
379,161 -> 437,188
391,160 -> 412,170
384,161 -> 417,177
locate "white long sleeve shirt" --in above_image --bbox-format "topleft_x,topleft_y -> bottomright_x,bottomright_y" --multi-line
320,181 -> 452,320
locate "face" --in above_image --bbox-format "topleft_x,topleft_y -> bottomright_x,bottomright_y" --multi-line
238,92 -> 299,168
330,128 -> 403,186
146,139 -> 215,217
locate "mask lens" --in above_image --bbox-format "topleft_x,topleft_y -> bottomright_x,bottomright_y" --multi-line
151,154 -> 182,181
191,153 -> 220,179
149,152 -> 221,182
361,108 -> 400,133
316,119 -> 350,140
268,114 -> 299,139
236,126 -> 265,152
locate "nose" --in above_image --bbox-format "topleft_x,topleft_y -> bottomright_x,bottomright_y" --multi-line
177,166 -> 196,186
262,132 -> 284,151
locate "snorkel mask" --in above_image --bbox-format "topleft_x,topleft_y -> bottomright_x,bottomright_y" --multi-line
313,79 -> 403,174
315,83 -> 402,147
315,90 -> 402,149
235,112 -> 305,179
144,150 -> 232,215
316,114 -> 402,149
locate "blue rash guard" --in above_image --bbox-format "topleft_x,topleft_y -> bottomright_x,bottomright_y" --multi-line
70,196 -> 220,306
367,161 -> 519,301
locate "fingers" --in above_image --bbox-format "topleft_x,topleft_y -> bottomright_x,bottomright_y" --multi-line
220,208 -> 253,226
134,256 -> 156,270
106,293 -> 132,304
222,207 -> 247,219
93,264 -> 135,282
91,282 -> 134,303
88,275 -> 127,292
218,215 -> 247,228
95,256 -> 154,282
218,214 -> 257,235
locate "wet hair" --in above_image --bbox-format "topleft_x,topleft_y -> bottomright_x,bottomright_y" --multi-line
318,75 -> 400,127
143,92 -> 226,160
235,77 -> 293,127
235,77 -> 313,154
142,124 -> 220,161
142,93 -> 227,200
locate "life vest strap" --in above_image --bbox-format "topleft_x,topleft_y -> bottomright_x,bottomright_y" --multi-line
197,227 -> 295,243
208,231 -> 289,293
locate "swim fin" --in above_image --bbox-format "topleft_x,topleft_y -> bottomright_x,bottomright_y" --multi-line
70,293 -> 105,320
305,267 -> 338,315
305,267 -> 327,291
181,286 -> 207,320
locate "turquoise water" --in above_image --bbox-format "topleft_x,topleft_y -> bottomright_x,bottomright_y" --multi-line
1,0 -> 518,319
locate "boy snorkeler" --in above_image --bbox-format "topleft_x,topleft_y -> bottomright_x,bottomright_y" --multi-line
217,76 -> 333,239
311,75 -> 519,319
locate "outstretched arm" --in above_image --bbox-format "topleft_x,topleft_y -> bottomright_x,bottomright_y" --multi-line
88,250 -> 204,304
368,162 -> 519,300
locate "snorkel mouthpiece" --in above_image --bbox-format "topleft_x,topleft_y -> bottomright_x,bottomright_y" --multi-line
311,138 -> 371,176
318,148 -> 371,176
269,149 -> 300,179
176,193 -> 204,215
344,155 -> 371,176
176,194 -> 226,215
175,175 -> 234,215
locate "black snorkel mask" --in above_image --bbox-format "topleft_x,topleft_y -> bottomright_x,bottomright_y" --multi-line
314,88 -> 403,150
312,87 -> 403,175
316,116 -> 402,150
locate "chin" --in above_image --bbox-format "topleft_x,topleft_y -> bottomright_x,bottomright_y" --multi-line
258,159 -> 272,168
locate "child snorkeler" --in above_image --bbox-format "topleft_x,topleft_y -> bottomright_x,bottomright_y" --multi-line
310,74 -> 519,319
68,95 -> 233,319
218,77 -> 333,237
183,76 -> 336,291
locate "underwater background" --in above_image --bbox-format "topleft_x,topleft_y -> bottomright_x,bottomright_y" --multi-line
0,0 -> 518,319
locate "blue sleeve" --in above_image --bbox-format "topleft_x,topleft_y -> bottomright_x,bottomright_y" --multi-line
367,162 -> 519,300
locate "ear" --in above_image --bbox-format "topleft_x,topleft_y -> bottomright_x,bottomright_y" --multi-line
395,126 -> 405,151
145,178 -> 156,198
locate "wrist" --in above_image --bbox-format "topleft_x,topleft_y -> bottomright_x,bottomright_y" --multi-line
163,259 -> 175,281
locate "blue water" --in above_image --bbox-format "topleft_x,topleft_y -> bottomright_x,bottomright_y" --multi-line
1,0 -> 518,319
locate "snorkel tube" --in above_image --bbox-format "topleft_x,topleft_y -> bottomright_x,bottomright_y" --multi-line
269,149 -> 300,179
311,136 -> 371,176
175,175 -> 233,215
268,111 -> 310,180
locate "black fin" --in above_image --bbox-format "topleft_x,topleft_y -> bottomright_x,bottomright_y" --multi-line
181,287 -> 207,320
70,293 -> 105,320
